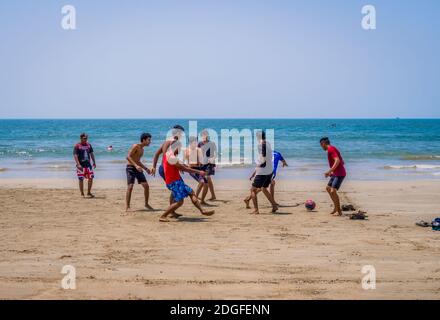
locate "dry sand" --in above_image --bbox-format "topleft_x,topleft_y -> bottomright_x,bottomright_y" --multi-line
0,178 -> 439,299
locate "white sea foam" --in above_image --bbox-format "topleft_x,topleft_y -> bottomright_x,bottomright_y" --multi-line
384,164 -> 440,170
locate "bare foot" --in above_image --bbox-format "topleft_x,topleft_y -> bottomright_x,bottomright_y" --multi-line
332,211 -> 342,216
250,210 -> 260,215
145,204 -> 155,211
86,193 -> 95,198
121,208 -> 133,216
208,197 -> 217,201
271,204 -> 279,213
201,210 -> 215,216
243,198 -> 251,209
159,217 -> 170,222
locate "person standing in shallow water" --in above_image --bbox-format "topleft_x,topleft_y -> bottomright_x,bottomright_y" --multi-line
73,133 -> 96,198
320,137 -> 347,216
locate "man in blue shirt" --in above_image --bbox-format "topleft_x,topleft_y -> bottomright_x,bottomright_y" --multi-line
270,151 -> 288,205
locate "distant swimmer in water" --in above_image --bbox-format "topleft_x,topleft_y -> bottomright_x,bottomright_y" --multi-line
107,145 -> 113,151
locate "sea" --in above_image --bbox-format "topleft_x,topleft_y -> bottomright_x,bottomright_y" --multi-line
0,119 -> 439,181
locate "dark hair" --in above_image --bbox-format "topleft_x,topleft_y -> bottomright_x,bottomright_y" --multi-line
173,125 -> 185,132
320,137 -> 330,144
140,133 -> 152,142
80,133 -> 88,139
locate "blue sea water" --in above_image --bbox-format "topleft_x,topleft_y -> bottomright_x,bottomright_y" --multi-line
0,119 -> 439,180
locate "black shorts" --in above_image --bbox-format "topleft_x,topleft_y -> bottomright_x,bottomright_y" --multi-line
189,166 -> 208,183
201,164 -> 216,176
252,173 -> 273,189
328,176 -> 345,190
126,165 -> 147,185
158,164 -> 166,181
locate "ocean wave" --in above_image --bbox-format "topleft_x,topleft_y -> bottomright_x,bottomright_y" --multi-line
401,155 -> 440,161
108,160 -> 127,164
384,164 -> 440,170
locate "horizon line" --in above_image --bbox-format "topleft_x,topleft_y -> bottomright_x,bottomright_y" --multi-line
1,117 -> 440,120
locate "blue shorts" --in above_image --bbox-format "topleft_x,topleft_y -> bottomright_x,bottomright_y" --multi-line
166,179 -> 193,202
328,176 -> 345,190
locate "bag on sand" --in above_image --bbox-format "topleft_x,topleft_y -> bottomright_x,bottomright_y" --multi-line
432,218 -> 440,231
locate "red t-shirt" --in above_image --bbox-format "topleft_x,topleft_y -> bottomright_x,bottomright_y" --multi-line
163,152 -> 182,185
327,145 -> 346,177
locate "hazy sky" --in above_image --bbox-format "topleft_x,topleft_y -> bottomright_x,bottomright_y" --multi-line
0,0 -> 439,118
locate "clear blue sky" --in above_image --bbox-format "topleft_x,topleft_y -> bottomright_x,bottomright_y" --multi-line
0,0 -> 439,118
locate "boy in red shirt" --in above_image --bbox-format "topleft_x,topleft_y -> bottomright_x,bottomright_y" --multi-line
320,137 -> 346,216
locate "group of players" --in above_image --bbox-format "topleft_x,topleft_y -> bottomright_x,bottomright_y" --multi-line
73,125 -> 346,222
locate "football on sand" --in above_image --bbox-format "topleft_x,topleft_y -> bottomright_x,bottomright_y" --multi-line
305,199 -> 316,211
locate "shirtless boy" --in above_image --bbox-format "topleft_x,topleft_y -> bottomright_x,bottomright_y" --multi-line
125,133 -> 154,212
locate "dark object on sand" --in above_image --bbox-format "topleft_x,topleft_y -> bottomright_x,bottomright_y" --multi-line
350,211 -> 367,220
432,218 -> 440,231
342,204 -> 356,211
415,220 -> 431,228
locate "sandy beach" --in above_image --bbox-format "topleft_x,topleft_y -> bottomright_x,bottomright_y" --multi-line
0,177 -> 439,300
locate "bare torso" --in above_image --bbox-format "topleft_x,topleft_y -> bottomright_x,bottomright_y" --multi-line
127,144 -> 144,166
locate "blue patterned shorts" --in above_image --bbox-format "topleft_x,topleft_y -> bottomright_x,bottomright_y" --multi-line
166,179 -> 193,202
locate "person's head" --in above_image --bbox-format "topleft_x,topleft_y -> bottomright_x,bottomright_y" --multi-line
201,129 -> 209,142
140,133 -> 152,146
172,124 -> 185,140
80,133 -> 88,144
320,137 -> 331,150
189,136 -> 198,148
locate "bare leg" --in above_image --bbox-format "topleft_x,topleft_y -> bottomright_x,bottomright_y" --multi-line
270,180 -> 278,205
125,184 -> 134,212
326,186 -> 341,215
262,187 -> 278,212
207,176 -> 216,200
243,193 -> 252,209
196,183 -> 203,199
330,188 -> 342,216
168,193 -> 182,218
141,182 -> 154,210
160,200 -> 184,222
200,182 -> 209,205
79,179 -> 85,197
87,179 -> 94,197
190,193 -> 214,216
250,187 -> 260,214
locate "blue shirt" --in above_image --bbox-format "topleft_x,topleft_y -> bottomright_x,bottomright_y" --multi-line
272,151 -> 285,177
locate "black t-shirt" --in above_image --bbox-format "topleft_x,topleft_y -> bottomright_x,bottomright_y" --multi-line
74,143 -> 94,166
